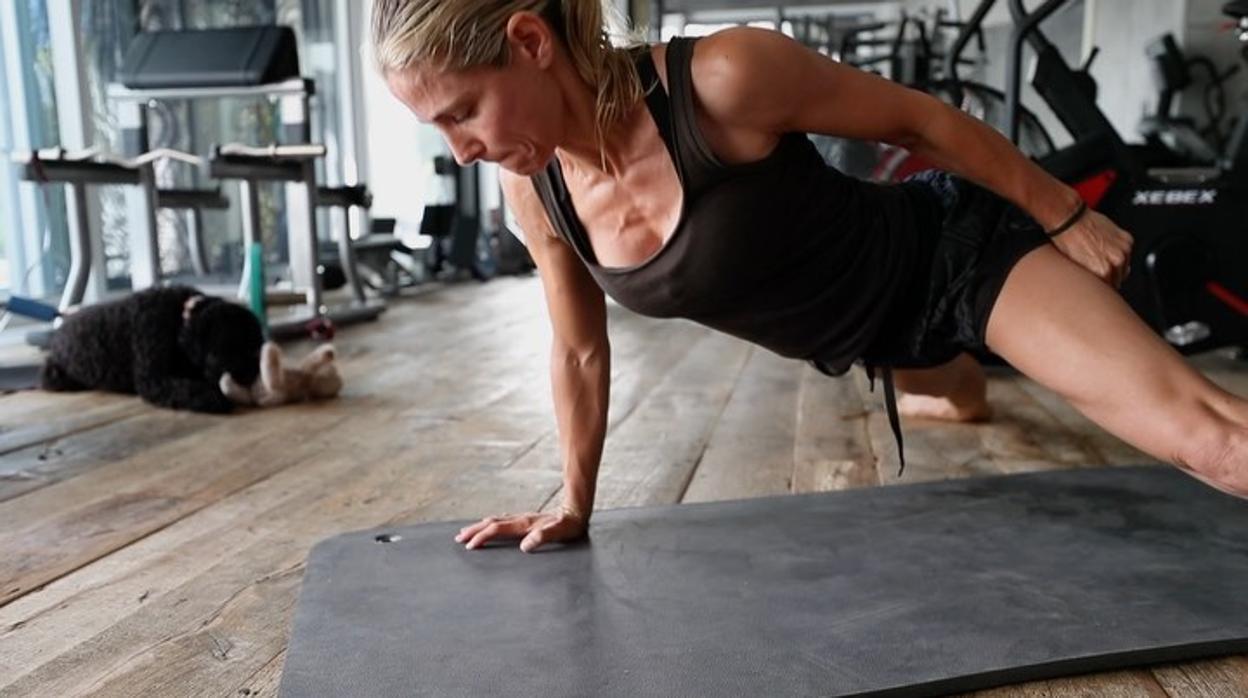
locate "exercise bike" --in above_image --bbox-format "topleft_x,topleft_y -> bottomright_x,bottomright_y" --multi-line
994,0 -> 1248,355
1137,32 -> 1243,167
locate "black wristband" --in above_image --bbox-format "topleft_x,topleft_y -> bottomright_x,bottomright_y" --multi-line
1045,200 -> 1088,238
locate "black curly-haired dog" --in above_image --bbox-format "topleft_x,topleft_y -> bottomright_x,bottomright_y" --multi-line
41,286 -> 264,413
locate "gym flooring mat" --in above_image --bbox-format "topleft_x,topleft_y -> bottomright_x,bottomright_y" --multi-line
279,465 -> 1248,697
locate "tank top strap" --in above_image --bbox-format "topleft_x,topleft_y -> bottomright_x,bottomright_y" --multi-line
663,36 -> 728,195
530,164 -> 599,266
634,48 -> 679,177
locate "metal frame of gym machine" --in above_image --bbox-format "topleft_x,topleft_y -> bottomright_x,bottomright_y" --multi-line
107,76 -> 385,338
2,0 -> 224,345
8,147 -> 228,357
12,151 -> 159,314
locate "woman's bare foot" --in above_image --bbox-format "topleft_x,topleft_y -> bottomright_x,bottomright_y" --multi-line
893,352 -> 993,422
898,393 -> 993,422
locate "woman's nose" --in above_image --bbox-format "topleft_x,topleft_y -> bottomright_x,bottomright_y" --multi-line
448,136 -> 484,166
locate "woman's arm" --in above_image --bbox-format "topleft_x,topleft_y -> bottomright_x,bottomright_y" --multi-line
688,27 -> 1076,225
689,27 -> 1131,285
454,170 -> 611,553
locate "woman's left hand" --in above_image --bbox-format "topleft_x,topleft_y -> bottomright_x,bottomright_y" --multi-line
1049,209 -> 1134,288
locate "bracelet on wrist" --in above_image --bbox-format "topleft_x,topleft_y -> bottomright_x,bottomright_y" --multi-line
1045,200 -> 1088,238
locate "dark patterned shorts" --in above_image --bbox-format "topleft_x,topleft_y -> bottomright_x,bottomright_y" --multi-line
859,170 -> 1052,369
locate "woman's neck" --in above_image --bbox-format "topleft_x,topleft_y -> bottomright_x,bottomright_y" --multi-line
549,43 -> 646,178
556,97 -> 648,179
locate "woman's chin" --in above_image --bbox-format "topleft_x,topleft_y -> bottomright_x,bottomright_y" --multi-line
503,154 -> 546,176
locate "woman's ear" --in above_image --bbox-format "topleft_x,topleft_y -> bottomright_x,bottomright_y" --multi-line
505,11 -> 555,68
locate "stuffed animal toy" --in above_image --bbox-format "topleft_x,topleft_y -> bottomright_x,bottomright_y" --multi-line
220,341 -> 342,407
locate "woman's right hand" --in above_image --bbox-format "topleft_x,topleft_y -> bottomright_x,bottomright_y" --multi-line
455,510 -> 588,553
1050,209 -> 1134,288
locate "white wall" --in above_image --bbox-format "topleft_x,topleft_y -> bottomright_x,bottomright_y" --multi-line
1179,0 -> 1248,134
358,0 -> 447,235
1073,0 -> 1247,144
934,0 -> 1246,146
1084,0 -> 1186,141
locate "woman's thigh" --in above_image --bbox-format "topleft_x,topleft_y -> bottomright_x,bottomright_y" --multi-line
984,244 -> 1247,469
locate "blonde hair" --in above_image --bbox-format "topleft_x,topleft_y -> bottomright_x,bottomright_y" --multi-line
372,0 -> 646,163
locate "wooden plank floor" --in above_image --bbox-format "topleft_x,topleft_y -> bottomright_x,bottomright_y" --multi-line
1,275 -> 1245,697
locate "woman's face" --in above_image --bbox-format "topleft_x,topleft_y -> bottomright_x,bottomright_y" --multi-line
385,16 -> 563,176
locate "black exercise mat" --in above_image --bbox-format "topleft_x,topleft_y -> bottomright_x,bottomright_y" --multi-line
0,364 -> 41,392
279,465 -> 1248,698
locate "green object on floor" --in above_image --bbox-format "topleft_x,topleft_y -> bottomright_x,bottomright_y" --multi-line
248,242 -> 268,336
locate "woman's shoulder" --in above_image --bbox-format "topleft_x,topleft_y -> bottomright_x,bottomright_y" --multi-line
667,27 -> 801,159
683,27 -> 809,129
645,26 -> 784,86
689,25 -> 799,75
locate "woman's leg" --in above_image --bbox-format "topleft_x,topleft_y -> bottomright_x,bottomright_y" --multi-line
985,244 -> 1248,496
893,354 -> 992,422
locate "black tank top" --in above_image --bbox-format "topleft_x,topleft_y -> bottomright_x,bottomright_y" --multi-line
531,37 -> 940,375
530,36 -> 941,471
